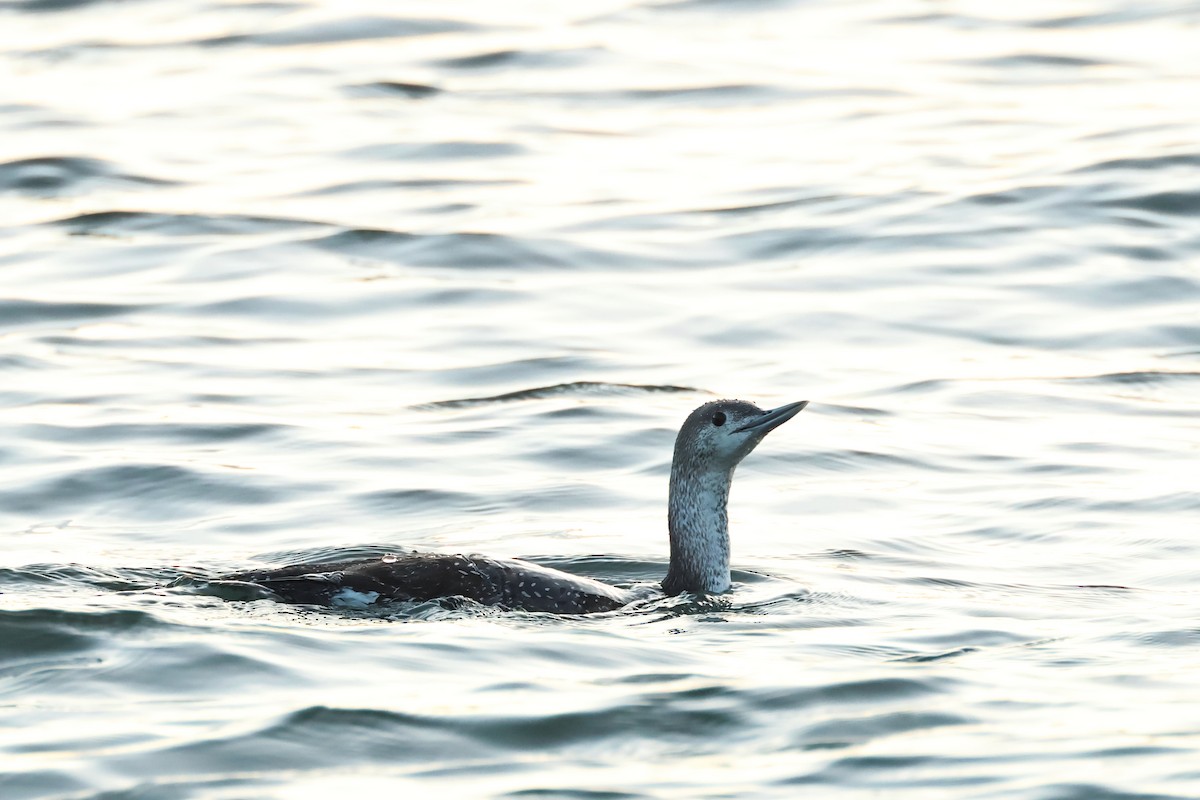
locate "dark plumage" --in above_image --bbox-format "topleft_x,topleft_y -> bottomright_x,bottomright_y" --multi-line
220,552 -> 628,614
218,398 -> 807,614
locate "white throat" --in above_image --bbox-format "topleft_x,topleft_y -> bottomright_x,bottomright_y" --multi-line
663,461 -> 734,595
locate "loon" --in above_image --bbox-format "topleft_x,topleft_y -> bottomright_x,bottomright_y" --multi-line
218,398 -> 807,614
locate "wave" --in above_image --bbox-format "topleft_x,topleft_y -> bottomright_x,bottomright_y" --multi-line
414,381 -> 697,410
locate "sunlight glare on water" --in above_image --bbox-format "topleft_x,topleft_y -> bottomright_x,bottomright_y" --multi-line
1,0 -> 1199,798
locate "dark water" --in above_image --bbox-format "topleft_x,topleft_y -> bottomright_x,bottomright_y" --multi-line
2,1 -> 1199,798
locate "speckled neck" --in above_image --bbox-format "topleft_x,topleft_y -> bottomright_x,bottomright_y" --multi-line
662,450 -> 734,596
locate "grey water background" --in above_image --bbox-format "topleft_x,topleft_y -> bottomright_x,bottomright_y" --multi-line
2,0 -> 1199,797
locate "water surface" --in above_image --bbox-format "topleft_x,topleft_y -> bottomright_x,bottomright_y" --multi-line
2,1 -> 1199,798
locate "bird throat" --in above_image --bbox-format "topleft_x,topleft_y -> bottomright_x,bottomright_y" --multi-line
663,462 -> 733,595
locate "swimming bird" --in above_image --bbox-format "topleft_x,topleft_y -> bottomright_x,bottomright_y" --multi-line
217,399 -> 807,614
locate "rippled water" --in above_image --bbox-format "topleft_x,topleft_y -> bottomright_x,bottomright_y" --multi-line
2,1 -> 1199,798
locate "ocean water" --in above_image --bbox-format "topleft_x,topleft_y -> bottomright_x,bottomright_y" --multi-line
2,0 -> 1199,797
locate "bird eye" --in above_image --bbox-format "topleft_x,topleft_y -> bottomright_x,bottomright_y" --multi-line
712,412 -> 726,427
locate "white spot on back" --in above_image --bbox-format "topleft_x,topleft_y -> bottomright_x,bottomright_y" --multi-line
331,588 -> 380,608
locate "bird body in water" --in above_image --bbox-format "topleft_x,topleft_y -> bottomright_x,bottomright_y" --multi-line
219,399 -> 807,614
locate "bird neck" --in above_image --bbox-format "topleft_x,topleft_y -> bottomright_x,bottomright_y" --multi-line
663,459 -> 733,595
